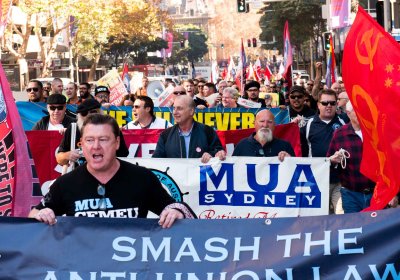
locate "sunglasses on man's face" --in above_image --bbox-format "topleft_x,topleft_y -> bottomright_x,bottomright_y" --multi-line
289,95 -> 304,100
320,101 -> 337,106
49,105 -> 65,111
96,94 -> 108,99
97,184 -> 107,210
27,87 -> 39,92
173,91 -> 186,95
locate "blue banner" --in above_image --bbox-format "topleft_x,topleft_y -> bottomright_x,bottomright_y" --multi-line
17,102 -> 289,131
1,209 -> 400,279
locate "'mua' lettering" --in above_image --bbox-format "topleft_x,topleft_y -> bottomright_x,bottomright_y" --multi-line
199,163 -> 321,208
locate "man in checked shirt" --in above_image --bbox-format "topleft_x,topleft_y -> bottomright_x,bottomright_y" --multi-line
327,101 -> 397,212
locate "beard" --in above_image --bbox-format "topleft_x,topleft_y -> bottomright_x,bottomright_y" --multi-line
256,128 -> 273,144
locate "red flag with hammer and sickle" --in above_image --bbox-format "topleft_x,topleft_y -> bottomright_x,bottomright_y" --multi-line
342,7 -> 400,211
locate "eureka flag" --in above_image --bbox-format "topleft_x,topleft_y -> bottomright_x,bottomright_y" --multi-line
0,63 -> 40,217
342,7 -> 400,210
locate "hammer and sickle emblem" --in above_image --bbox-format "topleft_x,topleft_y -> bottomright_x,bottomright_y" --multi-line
355,28 -> 383,71
352,85 -> 390,186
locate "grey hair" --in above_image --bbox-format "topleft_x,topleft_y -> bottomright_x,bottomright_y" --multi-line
223,87 -> 239,98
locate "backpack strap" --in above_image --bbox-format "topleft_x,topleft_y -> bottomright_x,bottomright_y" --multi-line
305,117 -> 314,157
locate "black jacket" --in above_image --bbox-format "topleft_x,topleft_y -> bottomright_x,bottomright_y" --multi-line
32,115 -> 76,130
152,121 -> 223,158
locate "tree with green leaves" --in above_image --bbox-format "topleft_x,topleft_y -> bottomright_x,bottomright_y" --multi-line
167,25 -> 208,66
259,0 -> 326,64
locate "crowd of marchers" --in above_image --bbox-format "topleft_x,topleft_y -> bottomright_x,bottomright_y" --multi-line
25,62 -> 398,227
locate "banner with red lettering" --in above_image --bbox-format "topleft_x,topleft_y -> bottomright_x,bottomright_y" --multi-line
0,63 -> 40,217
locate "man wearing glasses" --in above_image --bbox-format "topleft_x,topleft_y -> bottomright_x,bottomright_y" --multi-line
32,94 -> 75,131
244,81 -> 266,108
56,99 -> 128,168
94,85 -> 112,109
26,80 -> 45,103
216,87 -> 240,109
124,96 -> 172,129
153,95 -> 226,163
232,110 -> 294,161
288,85 -> 315,125
30,114 -> 195,225
300,89 -> 346,214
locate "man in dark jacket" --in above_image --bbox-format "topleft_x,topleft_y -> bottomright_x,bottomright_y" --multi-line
152,95 -> 226,163
232,110 -> 294,161
32,94 -> 75,131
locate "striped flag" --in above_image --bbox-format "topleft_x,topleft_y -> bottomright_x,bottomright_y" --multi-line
254,58 -> 262,82
226,56 -> 236,81
121,63 -> 131,93
235,38 -> 247,93
0,62 -> 40,217
283,21 -> 293,87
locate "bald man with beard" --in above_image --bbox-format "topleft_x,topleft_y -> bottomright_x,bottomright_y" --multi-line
232,110 -> 295,161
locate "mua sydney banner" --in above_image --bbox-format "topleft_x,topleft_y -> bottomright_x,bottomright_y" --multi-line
124,157 -> 330,218
1,208 -> 400,279
17,102 -> 289,131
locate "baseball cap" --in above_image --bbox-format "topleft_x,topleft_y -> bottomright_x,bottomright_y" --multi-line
94,86 -> 110,95
289,85 -> 306,95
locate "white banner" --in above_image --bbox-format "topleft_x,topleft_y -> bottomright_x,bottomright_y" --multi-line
97,69 -> 128,105
122,157 -> 330,218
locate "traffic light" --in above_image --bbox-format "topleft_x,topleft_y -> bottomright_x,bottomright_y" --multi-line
237,0 -> 246,13
252,38 -> 257,47
247,39 -> 251,47
323,32 -> 332,51
221,44 -> 224,49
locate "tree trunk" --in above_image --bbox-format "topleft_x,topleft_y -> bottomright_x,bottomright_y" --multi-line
88,53 -> 101,82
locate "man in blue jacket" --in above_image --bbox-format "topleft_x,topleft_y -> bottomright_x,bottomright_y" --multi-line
152,95 -> 226,163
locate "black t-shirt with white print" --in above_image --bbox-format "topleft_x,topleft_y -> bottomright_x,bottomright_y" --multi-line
35,159 -> 174,218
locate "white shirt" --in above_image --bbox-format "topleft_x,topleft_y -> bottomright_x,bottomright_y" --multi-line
124,117 -> 172,129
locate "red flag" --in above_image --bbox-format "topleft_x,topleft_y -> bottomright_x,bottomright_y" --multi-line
283,21 -> 293,87
329,35 -> 337,84
264,64 -> 273,81
0,63 -> 40,217
342,7 -> 400,211
221,67 -> 227,80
